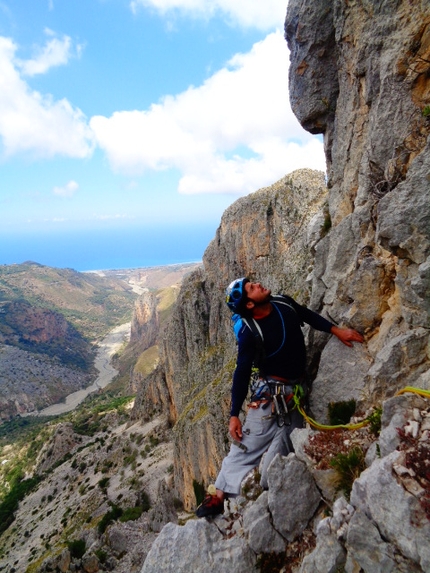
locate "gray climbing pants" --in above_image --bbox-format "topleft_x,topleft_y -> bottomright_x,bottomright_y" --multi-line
214,402 -> 303,495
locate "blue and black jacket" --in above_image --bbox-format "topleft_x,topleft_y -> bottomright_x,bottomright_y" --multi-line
230,295 -> 333,417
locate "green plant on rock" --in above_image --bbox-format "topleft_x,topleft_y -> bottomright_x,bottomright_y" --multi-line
98,477 -> 110,491
193,479 -> 206,506
367,407 -> 382,436
119,506 -> 143,522
97,503 -> 123,534
95,549 -> 107,564
67,539 -> 86,559
328,400 -> 356,426
330,446 -> 366,499
321,206 -> 332,237
422,105 -> 430,117
138,490 -> 151,512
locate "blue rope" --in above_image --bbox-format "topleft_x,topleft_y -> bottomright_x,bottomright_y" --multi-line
266,302 -> 286,358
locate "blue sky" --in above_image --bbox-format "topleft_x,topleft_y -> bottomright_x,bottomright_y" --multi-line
0,0 -> 326,270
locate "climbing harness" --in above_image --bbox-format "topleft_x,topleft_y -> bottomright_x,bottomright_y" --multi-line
249,378 -> 305,427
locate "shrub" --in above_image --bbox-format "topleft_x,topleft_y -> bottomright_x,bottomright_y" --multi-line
119,506 -> 143,522
139,491 -> 151,512
328,400 -> 356,426
367,407 -> 382,436
97,504 -> 123,534
330,447 -> 366,499
95,549 -> 107,564
98,477 -> 110,490
193,480 -> 206,506
67,539 -> 86,559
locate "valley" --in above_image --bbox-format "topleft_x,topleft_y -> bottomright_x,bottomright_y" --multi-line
29,322 -> 131,417
0,262 -> 201,421
0,260 -> 200,572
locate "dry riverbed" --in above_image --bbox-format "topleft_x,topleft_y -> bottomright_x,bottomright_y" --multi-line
32,322 -> 131,417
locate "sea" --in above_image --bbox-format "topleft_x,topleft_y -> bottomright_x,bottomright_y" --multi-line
0,223 -> 216,271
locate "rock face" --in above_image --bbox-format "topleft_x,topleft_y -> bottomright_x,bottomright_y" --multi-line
286,0 -> 430,419
130,291 -> 159,350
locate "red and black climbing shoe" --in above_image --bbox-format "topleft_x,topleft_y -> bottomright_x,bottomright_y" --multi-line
195,486 -> 224,518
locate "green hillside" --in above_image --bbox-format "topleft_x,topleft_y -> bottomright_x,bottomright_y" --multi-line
0,262 -> 137,342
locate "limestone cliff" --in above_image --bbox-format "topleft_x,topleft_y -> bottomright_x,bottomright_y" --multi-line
130,292 -> 159,350
286,0 -> 430,421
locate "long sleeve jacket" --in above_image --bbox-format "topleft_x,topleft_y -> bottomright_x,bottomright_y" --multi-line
230,295 -> 333,417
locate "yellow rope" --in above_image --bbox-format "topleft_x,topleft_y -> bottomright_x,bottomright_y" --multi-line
395,386 -> 430,399
291,385 -> 430,432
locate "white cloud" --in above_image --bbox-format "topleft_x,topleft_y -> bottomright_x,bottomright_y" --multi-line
17,29 -> 82,76
130,0 -> 287,31
0,36 -> 94,158
53,180 -> 79,197
91,32 -> 326,195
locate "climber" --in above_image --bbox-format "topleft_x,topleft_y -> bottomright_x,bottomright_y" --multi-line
195,277 -> 363,517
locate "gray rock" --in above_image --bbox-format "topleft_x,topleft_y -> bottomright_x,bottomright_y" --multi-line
290,428 -> 339,501
311,336 -> 371,424
290,427 -> 314,465
345,511 -> 397,573
379,393 -> 429,457
267,454 -> 321,541
140,520 -> 256,573
376,142 -> 430,266
367,328 -> 429,394
350,451 -> 430,571
299,533 -> 346,573
243,491 -> 286,554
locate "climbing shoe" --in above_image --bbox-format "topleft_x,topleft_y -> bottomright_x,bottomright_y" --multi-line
195,486 -> 224,518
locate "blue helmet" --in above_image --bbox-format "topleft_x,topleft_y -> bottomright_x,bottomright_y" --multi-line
225,277 -> 249,313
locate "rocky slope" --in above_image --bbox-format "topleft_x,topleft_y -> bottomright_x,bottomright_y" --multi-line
0,262 -> 136,341
0,402 -> 176,573
0,265 -> 199,573
0,345 -> 93,422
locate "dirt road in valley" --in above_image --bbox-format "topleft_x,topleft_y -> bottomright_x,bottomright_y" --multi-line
33,322 -> 131,417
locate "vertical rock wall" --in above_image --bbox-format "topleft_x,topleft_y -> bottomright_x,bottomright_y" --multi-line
286,0 -> 430,421
130,291 -> 159,350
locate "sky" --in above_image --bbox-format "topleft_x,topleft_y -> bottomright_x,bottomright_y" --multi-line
0,0 -> 326,270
